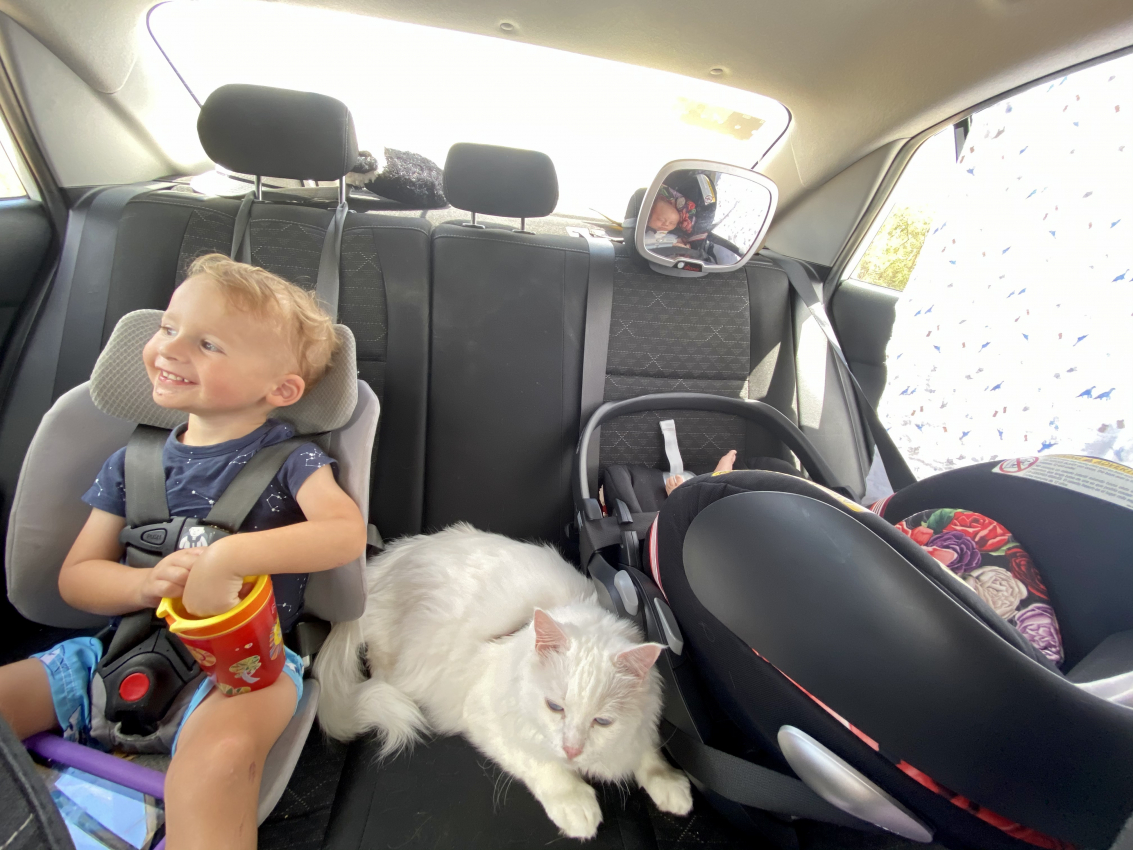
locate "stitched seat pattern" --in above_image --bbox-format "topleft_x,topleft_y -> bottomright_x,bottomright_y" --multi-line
599,256 -> 753,472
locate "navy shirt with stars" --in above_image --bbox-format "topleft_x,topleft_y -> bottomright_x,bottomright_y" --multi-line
82,419 -> 336,632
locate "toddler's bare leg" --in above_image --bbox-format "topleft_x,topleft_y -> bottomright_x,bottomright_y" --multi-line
0,659 -> 58,739
164,674 -> 297,850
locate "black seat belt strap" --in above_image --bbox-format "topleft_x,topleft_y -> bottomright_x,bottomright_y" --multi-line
763,252 -> 916,491
664,724 -> 865,828
123,425 -> 172,568
230,191 -> 254,264
580,235 -> 616,490
204,437 -> 308,533
315,200 -> 348,321
51,183 -> 172,400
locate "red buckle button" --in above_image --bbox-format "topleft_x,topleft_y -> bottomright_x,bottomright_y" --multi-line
119,672 -> 150,702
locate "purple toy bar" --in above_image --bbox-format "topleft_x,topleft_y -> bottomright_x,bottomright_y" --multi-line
25,732 -> 166,798
25,732 -> 168,849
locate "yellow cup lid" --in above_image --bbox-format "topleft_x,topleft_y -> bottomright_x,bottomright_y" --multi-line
157,575 -> 268,635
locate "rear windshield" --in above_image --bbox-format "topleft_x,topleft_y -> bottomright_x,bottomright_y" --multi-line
148,1 -> 790,219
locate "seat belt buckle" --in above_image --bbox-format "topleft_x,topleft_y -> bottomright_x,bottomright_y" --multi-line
118,517 -> 230,560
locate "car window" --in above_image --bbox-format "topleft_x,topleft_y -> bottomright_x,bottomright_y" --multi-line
0,122 -> 25,199
857,53 -> 1132,477
147,1 -> 789,219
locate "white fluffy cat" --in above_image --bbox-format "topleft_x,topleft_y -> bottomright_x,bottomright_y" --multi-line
315,523 -> 692,839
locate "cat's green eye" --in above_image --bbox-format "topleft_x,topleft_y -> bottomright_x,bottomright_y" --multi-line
593,717 -> 612,727
546,700 -> 564,713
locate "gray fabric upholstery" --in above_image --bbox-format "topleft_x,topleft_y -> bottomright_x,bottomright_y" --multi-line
258,678 -> 320,824
5,375 -> 374,628
304,381 -> 376,622
5,384 -> 131,627
599,251 -> 787,473
89,310 -> 358,436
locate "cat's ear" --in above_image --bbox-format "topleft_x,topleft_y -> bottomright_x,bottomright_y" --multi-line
615,643 -> 664,680
533,609 -> 570,657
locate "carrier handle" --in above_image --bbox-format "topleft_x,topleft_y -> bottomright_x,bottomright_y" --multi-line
573,393 -> 845,514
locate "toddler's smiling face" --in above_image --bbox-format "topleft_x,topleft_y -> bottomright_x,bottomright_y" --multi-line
143,275 -> 302,418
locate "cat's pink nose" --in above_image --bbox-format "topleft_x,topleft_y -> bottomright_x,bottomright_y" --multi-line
563,744 -> 583,760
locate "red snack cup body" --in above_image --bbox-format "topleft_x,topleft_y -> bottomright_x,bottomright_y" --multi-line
157,575 -> 285,696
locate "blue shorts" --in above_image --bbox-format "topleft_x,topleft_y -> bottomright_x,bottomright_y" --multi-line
33,637 -> 304,754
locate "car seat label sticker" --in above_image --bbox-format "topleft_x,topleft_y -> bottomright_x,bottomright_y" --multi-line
992,455 -> 1133,510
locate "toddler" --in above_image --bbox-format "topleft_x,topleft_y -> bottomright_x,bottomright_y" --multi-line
0,254 -> 367,850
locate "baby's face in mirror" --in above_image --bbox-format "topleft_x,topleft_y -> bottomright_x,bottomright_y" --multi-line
648,196 -> 680,233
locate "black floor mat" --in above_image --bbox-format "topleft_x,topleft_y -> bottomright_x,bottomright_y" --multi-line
260,728 -> 945,850
319,732 -> 762,850
259,727 -> 350,850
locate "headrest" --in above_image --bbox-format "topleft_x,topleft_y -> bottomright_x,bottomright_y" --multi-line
443,143 -> 558,218
90,311 -> 358,436
198,84 -> 359,181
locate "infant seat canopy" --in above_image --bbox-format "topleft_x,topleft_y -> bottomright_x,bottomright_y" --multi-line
5,309 -> 373,629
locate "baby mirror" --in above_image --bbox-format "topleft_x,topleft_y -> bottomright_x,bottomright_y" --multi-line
634,161 -> 778,276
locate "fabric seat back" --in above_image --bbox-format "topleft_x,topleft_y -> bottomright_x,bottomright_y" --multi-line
423,144 -> 590,546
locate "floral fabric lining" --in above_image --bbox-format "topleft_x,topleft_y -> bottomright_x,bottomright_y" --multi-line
895,508 -> 1063,667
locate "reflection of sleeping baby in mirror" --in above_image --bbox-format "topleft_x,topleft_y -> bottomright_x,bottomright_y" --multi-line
645,187 -> 705,252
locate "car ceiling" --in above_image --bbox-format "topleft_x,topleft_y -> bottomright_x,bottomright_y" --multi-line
1,0 -> 1131,260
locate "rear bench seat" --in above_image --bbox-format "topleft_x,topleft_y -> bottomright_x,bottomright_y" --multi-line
0,99 -> 866,841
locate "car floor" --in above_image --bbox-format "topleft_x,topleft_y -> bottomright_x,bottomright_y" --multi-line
259,727 -> 947,850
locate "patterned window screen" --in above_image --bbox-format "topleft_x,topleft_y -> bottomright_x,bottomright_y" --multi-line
872,54 -> 1132,479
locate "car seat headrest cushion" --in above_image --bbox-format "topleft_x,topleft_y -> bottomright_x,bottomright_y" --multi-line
197,84 -> 359,181
443,143 -> 558,218
89,310 -> 358,435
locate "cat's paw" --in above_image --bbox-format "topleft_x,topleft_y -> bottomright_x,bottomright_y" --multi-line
541,784 -> 603,839
641,767 -> 693,816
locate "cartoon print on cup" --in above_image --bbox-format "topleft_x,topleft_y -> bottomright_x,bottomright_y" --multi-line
229,655 -> 262,684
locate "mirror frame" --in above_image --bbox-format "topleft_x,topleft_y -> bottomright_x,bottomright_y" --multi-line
633,159 -> 779,277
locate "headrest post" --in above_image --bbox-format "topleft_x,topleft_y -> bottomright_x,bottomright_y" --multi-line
471,212 -> 477,226
338,176 -> 347,206
254,175 -> 263,201
520,217 -> 525,231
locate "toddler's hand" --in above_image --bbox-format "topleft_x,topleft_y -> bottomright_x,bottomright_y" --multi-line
181,539 -> 246,618
138,548 -> 203,608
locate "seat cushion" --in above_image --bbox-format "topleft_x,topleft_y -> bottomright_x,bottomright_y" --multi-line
894,508 -> 1064,667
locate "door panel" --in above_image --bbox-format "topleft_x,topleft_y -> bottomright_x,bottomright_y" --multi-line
829,277 -> 898,408
0,196 -> 50,349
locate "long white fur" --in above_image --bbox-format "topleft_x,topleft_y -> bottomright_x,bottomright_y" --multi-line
315,524 -> 692,839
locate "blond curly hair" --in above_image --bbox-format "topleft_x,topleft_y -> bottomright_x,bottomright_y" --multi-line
185,254 -> 339,388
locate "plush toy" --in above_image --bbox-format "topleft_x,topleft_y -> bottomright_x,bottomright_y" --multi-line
347,148 -> 447,209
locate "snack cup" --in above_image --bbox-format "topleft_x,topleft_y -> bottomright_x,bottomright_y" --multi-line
157,575 -> 285,696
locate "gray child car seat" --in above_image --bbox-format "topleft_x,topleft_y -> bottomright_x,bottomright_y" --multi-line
4,307 -> 377,822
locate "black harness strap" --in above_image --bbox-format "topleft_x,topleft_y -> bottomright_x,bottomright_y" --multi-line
120,429 -> 307,566
204,437 -> 308,532
123,425 -> 172,567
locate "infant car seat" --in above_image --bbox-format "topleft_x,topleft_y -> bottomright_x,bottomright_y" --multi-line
602,452 -> 1133,849
4,308 -> 378,822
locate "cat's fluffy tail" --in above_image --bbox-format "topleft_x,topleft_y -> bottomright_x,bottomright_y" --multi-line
314,615 -> 428,756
